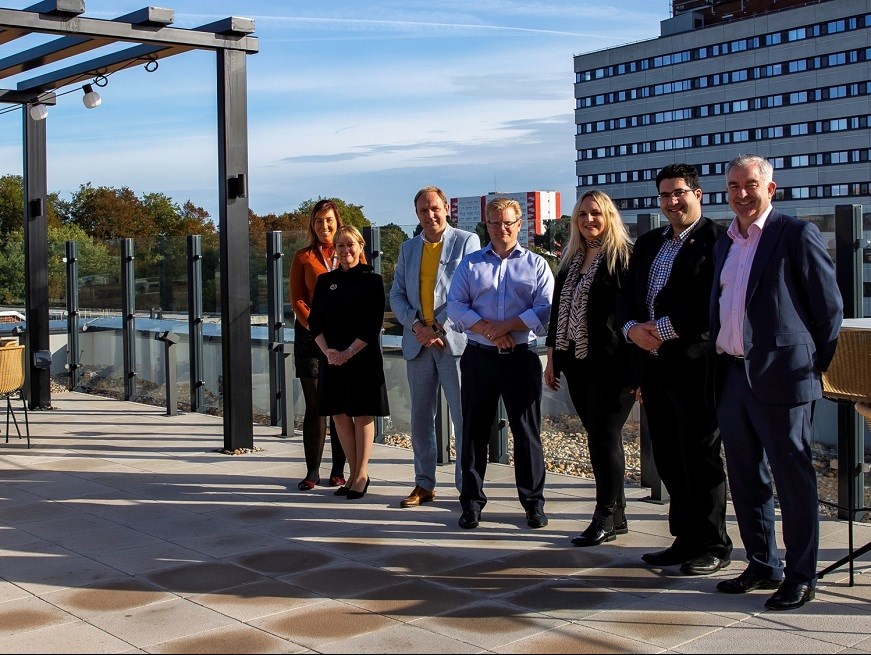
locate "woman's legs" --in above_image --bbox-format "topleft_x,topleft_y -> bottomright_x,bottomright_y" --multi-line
350,416 -> 375,492
300,377 -> 326,482
333,414 -> 357,486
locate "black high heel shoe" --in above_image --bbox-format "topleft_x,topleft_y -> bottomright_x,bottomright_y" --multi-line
346,477 -> 370,500
333,486 -> 350,496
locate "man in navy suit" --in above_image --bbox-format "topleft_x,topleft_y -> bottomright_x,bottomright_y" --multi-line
390,186 -> 480,508
710,155 -> 843,611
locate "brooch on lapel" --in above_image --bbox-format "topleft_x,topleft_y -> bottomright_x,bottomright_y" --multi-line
330,284 -> 337,291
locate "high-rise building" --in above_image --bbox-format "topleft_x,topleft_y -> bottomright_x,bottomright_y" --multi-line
573,0 -> 871,224
450,191 -> 561,246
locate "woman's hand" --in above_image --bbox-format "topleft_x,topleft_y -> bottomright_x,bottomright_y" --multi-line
544,355 -> 560,392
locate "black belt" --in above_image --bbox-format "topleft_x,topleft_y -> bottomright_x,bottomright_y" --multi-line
468,341 -> 530,354
721,353 -> 745,365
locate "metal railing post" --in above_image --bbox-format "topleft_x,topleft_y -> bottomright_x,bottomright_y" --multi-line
436,386 -> 450,465
120,238 -> 136,401
64,240 -> 80,390
155,331 -> 179,416
833,204 -> 865,521
187,236 -> 205,412
488,397 -> 509,464
266,231 -> 284,427
635,213 -> 668,503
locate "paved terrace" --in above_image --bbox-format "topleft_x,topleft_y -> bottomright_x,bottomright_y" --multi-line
1,392 -> 869,654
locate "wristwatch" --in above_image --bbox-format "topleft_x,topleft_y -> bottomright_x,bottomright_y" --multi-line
432,321 -> 446,337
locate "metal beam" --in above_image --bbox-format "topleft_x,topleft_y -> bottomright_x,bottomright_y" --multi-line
26,0 -> 84,16
0,8 -> 174,80
0,9 -> 259,52
17,42 -> 190,93
0,89 -> 55,105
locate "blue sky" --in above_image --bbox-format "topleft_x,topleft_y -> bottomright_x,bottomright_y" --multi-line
0,1 -> 670,226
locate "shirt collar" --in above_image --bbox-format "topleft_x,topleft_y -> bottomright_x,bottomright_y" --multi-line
483,241 -> 526,259
727,205 -> 773,241
662,217 -> 700,242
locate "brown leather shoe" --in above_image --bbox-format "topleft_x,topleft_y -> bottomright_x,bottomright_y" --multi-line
400,486 -> 435,508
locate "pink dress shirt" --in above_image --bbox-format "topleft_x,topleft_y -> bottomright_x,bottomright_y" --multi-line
715,207 -> 773,356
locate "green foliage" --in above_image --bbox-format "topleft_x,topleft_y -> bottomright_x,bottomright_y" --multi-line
0,224 -> 115,305
0,174 -> 64,235
377,222 -> 411,293
295,197 -> 371,229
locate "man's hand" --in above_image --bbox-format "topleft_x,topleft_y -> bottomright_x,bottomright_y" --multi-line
414,323 -> 443,348
627,321 -> 663,352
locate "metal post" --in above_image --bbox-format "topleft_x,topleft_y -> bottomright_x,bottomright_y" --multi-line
23,103 -> 51,409
834,204 -> 865,521
266,231 -> 284,427
635,212 -> 669,503
187,236 -> 205,412
155,331 -> 179,416
64,241 -> 80,390
217,48 -> 254,451
278,342 -> 294,437
120,238 -> 137,401
488,397 -> 509,464
435,386 -> 450,465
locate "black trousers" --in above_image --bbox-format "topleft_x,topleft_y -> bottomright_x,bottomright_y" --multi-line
640,355 -> 732,559
562,356 -> 635,520
459,345 -> 545,513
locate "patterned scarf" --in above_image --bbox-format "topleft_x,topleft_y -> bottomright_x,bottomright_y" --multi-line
555,246 -> 604,358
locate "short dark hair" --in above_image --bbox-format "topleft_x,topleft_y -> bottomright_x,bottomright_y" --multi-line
656,163 -> 701,191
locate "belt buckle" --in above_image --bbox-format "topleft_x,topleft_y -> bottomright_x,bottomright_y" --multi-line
497,346 -> 513,355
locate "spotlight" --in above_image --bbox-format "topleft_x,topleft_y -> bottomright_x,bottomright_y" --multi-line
29,103 -> 48,121
82,84 -> 101,109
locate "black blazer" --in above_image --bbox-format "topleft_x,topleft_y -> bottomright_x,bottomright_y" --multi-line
546,248 -> 631,386
616,216 -> 726,386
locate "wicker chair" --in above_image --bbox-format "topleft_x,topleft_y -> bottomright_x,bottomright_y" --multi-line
819,326 -> 871,584
0,343 -> 29,448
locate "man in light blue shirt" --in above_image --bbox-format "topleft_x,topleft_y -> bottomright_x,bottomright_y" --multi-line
447,197 -> 554,530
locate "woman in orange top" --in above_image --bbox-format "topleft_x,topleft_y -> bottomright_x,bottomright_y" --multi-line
289,199 -> 353,490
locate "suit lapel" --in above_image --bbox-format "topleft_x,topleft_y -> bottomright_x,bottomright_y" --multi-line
745,211 -> 785,304
436,226 -> 455,297
408,236 -> 424,309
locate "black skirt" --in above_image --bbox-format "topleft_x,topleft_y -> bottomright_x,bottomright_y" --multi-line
293,321 -> 319,379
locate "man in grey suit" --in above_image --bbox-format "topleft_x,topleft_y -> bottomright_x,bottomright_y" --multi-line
390,186 -> 481,508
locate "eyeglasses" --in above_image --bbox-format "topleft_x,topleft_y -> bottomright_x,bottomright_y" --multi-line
657,188 -> 695,201
486,218 -> 521,230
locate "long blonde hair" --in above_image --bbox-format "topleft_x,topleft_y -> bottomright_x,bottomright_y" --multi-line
559,190 -> 631,275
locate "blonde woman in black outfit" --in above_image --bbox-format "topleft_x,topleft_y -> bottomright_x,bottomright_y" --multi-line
544,190 -> 634,546
309,226 -> 389,500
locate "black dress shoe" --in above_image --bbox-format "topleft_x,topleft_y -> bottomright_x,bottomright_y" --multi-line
526,508 -> 548,529
716,569 -> 782,594
679,554 -> 731,576
641,545 -> 694,567
765,581 -> 815,611
459,509 -> 481,529
571,515 -> 626,547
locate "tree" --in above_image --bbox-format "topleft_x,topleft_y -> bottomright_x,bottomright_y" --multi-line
65,183 -> 154,240
376,222 -> 410,294
0,173 -> 63,235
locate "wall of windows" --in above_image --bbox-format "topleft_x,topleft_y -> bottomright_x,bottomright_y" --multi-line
576,12 -> 869,84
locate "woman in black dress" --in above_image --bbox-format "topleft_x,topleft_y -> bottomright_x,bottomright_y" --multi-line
544,190 -> 635,546
309,225 -> 389,500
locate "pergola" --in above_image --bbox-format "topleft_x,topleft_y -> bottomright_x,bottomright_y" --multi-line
0,1 -> 260,450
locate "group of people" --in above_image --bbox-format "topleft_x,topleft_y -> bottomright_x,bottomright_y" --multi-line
289,155 -> 844,612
